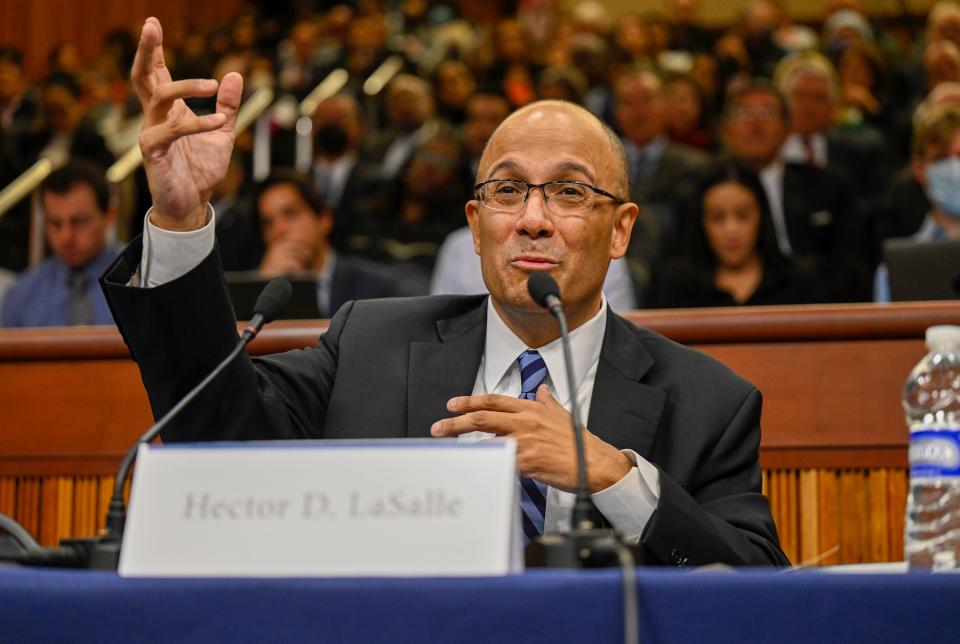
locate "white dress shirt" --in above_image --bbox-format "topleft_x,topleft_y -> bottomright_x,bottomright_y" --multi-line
139,210 -> 661,542
780,132 -> 828,167
459,298 -> 661,541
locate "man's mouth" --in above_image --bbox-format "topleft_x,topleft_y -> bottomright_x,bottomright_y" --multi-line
510,255 -> 559,271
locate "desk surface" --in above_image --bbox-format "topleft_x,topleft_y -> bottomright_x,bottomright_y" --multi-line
2,566 -> 958,643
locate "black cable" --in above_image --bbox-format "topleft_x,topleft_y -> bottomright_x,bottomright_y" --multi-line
0,511 -> 39,551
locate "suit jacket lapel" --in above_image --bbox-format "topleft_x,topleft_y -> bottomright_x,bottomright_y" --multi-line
406,299 -> 487,438
587,313 -> 665,460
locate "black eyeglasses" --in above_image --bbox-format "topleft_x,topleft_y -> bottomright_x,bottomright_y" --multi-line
473,179 -> 624,215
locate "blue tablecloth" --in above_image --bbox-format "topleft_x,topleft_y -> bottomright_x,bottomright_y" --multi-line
1,566 -> 957,643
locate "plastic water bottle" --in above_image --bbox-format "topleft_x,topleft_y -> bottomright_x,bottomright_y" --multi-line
903,325 -> 960,571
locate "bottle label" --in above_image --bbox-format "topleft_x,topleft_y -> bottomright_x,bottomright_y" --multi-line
910,428 -> 960,478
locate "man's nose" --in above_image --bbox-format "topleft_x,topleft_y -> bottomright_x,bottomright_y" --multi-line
514,187 -> 555,237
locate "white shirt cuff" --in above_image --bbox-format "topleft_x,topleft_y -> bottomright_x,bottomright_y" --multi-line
590,449 -> 661,543
139,205 -> 216,288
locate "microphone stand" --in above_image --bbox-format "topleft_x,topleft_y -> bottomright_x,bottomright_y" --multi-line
9,279 -> 293,570
526,285 -> 639,644
529,292 -> 635,569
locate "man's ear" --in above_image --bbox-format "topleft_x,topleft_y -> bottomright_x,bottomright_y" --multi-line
911,153 -> 928,188
610,201 -> 639,260
465,199 -> 482,255
318,210 -> 334,236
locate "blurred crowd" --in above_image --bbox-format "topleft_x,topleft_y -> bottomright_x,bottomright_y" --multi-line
2,0 -> 960,324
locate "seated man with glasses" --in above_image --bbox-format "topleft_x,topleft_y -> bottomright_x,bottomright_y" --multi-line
101,17 -> 787,567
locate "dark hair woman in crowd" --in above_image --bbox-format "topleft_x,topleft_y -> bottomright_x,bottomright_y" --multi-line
647,161 -> 822,308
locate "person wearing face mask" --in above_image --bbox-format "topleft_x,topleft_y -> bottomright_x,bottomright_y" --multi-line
647,161 -> 821,308
875,104 -> 960,301
310,93 -> 386,254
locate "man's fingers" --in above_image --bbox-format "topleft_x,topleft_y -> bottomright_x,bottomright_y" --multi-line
131,18 -> 172,105
216,72 -> 244,133
446,393 -> 531,414
534,384 -> 559,406
430,410 -> 514,437
146,79 -> 219,126
139,113 -> 227,157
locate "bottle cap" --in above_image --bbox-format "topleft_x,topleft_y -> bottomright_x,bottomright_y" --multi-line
925,325 -> 960,350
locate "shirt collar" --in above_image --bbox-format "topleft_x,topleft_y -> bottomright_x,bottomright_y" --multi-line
54,244 -> 119,284
482,295 -> 608,406
625,135 -> 668,164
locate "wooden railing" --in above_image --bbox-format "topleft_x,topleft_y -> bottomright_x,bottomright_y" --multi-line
3,301 -> 958,563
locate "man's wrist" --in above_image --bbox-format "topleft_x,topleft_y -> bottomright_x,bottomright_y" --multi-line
587,445 -> 633,493
149,205 -> 209,232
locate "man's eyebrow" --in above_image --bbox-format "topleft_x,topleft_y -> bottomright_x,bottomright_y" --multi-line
555,161 -> 595,184
485,160 -> 523,178
485,160 -> 596,183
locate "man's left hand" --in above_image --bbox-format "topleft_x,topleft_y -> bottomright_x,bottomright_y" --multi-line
430,385 -> 632,493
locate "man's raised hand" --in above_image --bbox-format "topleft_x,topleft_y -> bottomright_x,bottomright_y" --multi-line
133,17 -> 243,231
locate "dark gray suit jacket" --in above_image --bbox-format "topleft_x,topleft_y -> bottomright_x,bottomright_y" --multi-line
101,238 -> 788,568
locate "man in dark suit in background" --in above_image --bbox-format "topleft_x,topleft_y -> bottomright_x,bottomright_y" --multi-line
721,80 -> 870,301
309,92 -> 385,254
102,17 -> 787,568
252,171 -> 409,319
774,51 -> 892,246
613,68 -> 710,299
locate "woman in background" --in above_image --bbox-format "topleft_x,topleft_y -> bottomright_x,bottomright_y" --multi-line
647,161 -> 822,308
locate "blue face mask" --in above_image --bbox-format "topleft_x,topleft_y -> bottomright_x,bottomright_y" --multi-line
926,156 -> 960,219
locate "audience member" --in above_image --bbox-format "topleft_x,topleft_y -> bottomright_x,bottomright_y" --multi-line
254,171 -> 412,318
433,59 -> 477,125
876,105 -> 960,300
663,72 -> 716,152
461,91 -> 511,180
31,72 -> 114,171
2,162 -> 118,327
774,51 -> 890,230
877,82 -> 960,242
613,68 -> 710,294
211,152 -> 260,272
720,80 -> 869,301
648,161 -> 821,308
366,74 -> 437,183
310,93 -> 385,252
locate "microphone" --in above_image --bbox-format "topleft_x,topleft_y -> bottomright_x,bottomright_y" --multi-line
525,272 -> 637,576
1,279 -> 293,570
526,271 -> 596,531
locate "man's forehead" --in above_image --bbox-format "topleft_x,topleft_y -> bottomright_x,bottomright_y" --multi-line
480,105 -> 612,177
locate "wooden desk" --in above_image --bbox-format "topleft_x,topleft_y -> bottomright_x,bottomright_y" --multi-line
3,301 -> 958,564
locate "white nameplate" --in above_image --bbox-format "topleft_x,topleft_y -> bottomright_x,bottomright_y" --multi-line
119,439 -> 521,577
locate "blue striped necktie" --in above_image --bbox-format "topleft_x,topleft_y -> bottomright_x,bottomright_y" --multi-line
517,350 -> 549,542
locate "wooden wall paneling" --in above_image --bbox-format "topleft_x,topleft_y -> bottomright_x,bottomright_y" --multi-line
0,0 -> 245,80
798,469 -> 820,564
39,476 -> 63,545
839,470 -> 869,564
817,469 -> 840,566
867,469 -> 890,561
784,470 -> 799,564
0,478 -> 15,516
888,469 -> 907,561
16,477 -> 39,538
96,475 -> 115,535
56,477 -> 74,544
